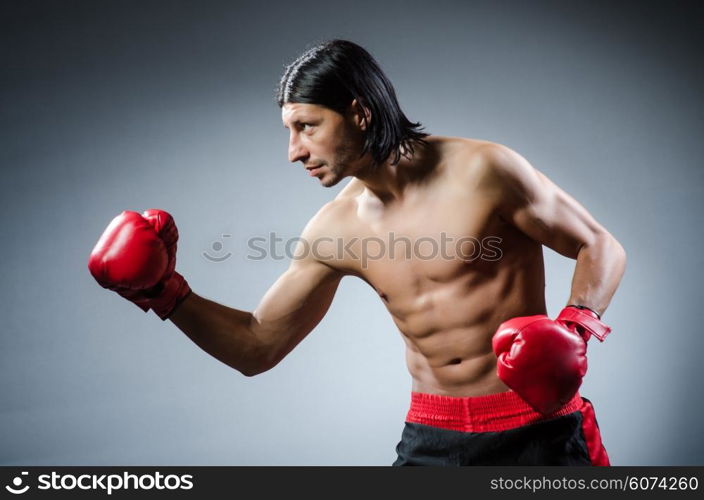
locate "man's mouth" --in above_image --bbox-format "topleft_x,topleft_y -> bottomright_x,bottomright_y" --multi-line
306,164 -> 325,176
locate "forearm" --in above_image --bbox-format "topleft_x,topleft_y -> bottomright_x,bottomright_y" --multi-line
169,292 -> 268,376
568,232 -> 626,317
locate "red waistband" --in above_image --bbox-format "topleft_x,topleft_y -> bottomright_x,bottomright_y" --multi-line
406,390 -> 583,432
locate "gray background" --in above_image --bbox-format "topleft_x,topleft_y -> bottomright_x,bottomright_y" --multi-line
1,0 -> 702,465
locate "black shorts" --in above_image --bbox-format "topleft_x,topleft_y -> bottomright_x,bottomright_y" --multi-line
393,390 -> 609,466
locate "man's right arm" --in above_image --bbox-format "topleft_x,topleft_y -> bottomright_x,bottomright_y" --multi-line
170,259 -> 343,376
169,205 -> 345,376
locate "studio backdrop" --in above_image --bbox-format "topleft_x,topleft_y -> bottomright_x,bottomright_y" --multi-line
1,0 -> 702,465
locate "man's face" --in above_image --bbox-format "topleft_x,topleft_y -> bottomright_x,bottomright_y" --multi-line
281,102 -> 366,187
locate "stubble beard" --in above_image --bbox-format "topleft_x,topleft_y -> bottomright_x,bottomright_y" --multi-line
320,162 -> 345,187
319,135 -> 364,188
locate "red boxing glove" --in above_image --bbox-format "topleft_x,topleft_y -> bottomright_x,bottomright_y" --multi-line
556,306 -> 611,342
88,209 -> 192,320
492,307 -> 611,415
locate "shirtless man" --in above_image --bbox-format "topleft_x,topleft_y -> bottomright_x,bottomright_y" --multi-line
88,40 -> 626,465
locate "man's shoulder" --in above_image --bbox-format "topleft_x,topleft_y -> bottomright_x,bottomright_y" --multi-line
435,136 -> 509,164
303,192 -> 358,239
438,137 -> 531,185
296,192 -> 359,271
424,135 -> 496,167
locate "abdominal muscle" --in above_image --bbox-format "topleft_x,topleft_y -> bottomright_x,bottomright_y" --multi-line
403,328 -> 511,397
386,260 -> 547,398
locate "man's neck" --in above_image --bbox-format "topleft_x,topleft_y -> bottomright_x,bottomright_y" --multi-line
354,139 -> 435,204
355,162 -> 405,203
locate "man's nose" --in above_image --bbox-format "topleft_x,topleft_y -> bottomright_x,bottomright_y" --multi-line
288,134 -> 309,163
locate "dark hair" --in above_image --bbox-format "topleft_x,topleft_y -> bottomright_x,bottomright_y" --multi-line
276,39 -> 428,166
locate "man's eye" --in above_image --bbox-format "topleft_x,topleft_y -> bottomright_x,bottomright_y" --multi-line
300,122 -> 318,131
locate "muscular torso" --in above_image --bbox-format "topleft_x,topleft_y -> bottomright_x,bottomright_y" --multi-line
316,137 -> 548,396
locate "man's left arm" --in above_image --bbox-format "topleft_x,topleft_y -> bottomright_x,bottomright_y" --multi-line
482,143 -> 627,317
481,143 -> 627,414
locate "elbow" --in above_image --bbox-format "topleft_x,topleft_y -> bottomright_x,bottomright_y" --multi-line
616,239 -> 627,268
580,230 -> 627,272
238,350 -> 281,377
240,366 -> 265,377
596,230 -> 627,273
239,363 -> 271,377
235,324 -> 292,377
606,232 -> 627,269
235,324 -> 280,377
238,358 -> 272,377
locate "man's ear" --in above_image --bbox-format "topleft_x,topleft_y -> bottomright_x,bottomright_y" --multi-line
350,99 -> 372,131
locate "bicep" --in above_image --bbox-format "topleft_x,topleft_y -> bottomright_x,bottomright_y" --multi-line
251,253 -> 344,363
